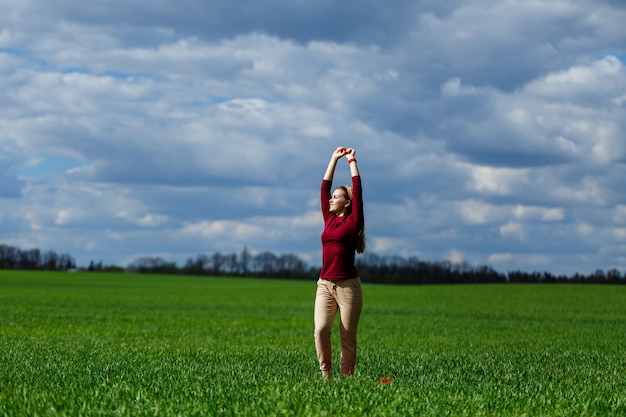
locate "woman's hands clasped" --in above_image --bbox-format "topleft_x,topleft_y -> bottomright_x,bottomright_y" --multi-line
331,147 -> 356,161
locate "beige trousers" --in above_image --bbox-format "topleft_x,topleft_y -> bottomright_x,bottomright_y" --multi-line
314,277 -> 363,378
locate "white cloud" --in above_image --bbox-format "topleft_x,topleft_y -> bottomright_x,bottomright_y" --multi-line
446,250 -> 464,264
500,222 -> 525,240
614,228 -> 626,241
180,220 -> 264,240
369,237 -> 401,253
577,223 -> 595,237
488,253 -> 512,264
530,55 -> 622,92
615,206 -> 626,224
464,165 -> 529,195
1,0 -> 626,275
457,199 -> 505,225
512,205 -> 565,222
488,253 -> 551,271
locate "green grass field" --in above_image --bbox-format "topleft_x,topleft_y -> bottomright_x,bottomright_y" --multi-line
1,271 -> 625,416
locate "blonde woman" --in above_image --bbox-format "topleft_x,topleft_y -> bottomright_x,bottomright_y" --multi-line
314,146 -> 365,379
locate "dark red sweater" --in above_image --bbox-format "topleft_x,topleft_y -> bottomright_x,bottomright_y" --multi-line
320,176 -> 363,280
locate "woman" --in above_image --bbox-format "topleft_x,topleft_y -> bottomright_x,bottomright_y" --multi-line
314,146 -> 365,379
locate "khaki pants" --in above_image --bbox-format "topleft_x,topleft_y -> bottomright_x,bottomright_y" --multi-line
314,277 -> 363,378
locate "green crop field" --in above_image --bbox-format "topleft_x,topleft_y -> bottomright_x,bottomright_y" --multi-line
1,271 -> 625,416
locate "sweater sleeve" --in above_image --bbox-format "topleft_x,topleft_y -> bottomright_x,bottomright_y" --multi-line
350,175 -> 363,228
321,179 -> 332,216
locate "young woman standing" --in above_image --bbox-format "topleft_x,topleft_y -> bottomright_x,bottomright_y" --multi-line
314,146 -> 365,379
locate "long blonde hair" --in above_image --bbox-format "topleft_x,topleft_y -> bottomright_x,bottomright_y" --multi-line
356,225 -> 366,254
339,185 -> 366,254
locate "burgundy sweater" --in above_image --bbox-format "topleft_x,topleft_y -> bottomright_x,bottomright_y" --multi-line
320,175 -> 363,280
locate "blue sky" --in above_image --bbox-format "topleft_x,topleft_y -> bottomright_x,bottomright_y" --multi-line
1,0 -> 625,275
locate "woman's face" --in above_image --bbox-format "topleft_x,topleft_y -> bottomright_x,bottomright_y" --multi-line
329,188 -> 351,216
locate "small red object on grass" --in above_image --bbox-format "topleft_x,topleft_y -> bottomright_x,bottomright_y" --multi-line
379,377 -> 394,384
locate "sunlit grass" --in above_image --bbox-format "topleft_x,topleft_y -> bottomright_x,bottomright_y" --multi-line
1,271 -> 625,416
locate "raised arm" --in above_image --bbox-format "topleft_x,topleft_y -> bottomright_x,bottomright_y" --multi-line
323,147 -> 347,181
345,148 -> 360,178
344,148 -> 363,227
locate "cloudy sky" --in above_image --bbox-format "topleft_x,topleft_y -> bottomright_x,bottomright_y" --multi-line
1,0 -> 625,275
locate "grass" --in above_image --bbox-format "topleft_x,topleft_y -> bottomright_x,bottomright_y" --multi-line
1,270 -> 625,416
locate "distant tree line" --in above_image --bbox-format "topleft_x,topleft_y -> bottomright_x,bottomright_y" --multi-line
127,247 -> 313,279
2,243 -> 624,284
125,247 -> 625,285
0,244 -> 76,271
355,253 -> 505,284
